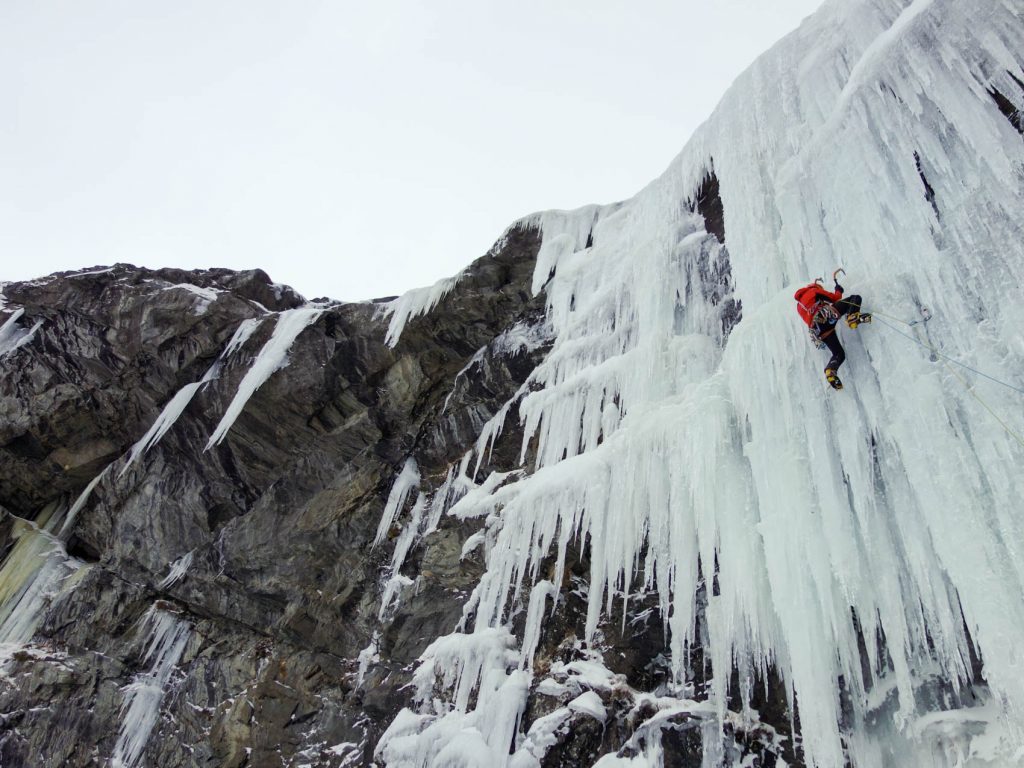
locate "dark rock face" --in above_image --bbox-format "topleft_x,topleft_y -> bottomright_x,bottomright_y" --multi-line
0,265 -> 302,516
692,172 -> 725,245
687,173 -> 741,341
988,70 -> 1024,136
0,231 -> 551,767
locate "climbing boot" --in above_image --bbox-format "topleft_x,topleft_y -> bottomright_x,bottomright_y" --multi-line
825,368 -> 843,390
846,311 -> 872,329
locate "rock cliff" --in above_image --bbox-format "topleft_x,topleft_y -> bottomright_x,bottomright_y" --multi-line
0,227 -> 571,766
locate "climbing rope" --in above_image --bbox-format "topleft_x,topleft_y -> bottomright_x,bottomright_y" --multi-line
869,309 -> 1024,449
869,310 -> 1024,395
867,308 -> 931,328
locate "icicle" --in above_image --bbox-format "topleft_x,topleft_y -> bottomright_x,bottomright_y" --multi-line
121,381 -> 208,474
382,274 -> 461,348
441,346 -> 487,415
59,466 -> 110,539
379,492 -> 428,618
122,316 -> 265,475
158,551 -> 194,590
423,466 -> 457,535
205,305 -> 324,449
221,316 -> 265,359
373,458 -> 420,548
519,580 -> 556,672
473,384 -> 529,479
0,308 -> 44,358
111,606 -> 191,768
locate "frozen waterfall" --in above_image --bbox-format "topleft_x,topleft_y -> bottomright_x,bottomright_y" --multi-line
375,0 -> 1024,765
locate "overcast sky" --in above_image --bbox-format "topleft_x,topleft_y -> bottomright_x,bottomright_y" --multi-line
1,1 -> 822,302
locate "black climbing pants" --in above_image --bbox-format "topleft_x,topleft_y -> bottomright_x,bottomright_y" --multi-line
814,294 -> 862,372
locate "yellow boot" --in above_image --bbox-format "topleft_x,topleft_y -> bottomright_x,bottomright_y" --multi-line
846,311 -> 872,329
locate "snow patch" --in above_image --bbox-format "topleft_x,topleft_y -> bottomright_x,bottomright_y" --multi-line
567,690 -> 607,723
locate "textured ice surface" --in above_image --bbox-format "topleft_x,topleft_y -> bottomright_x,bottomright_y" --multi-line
376,0 -> 1024,766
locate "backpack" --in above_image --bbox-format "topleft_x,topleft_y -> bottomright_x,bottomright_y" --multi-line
794,283 -> 827,325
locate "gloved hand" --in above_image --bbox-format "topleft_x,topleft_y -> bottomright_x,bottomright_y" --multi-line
834,282 -> 844,294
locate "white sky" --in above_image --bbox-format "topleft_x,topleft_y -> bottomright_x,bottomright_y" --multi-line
1,1 -> 822,302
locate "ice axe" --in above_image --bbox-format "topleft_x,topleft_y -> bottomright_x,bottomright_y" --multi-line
813,268 -> 845,288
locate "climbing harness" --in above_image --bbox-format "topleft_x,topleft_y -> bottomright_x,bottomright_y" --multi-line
809,327 -> 826,350
803,268 -> 846,348
871,307 -> 1024,448
812,301 -> 839,326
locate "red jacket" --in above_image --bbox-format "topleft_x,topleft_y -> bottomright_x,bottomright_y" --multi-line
794,283 -> 843,326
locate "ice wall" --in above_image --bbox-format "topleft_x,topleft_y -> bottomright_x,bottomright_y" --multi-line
378,0 -> 1024,766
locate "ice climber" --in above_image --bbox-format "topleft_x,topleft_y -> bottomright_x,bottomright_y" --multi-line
794,271 -> 871,390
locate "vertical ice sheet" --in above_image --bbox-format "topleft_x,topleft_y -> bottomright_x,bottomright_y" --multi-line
379,0 -> 1024,765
